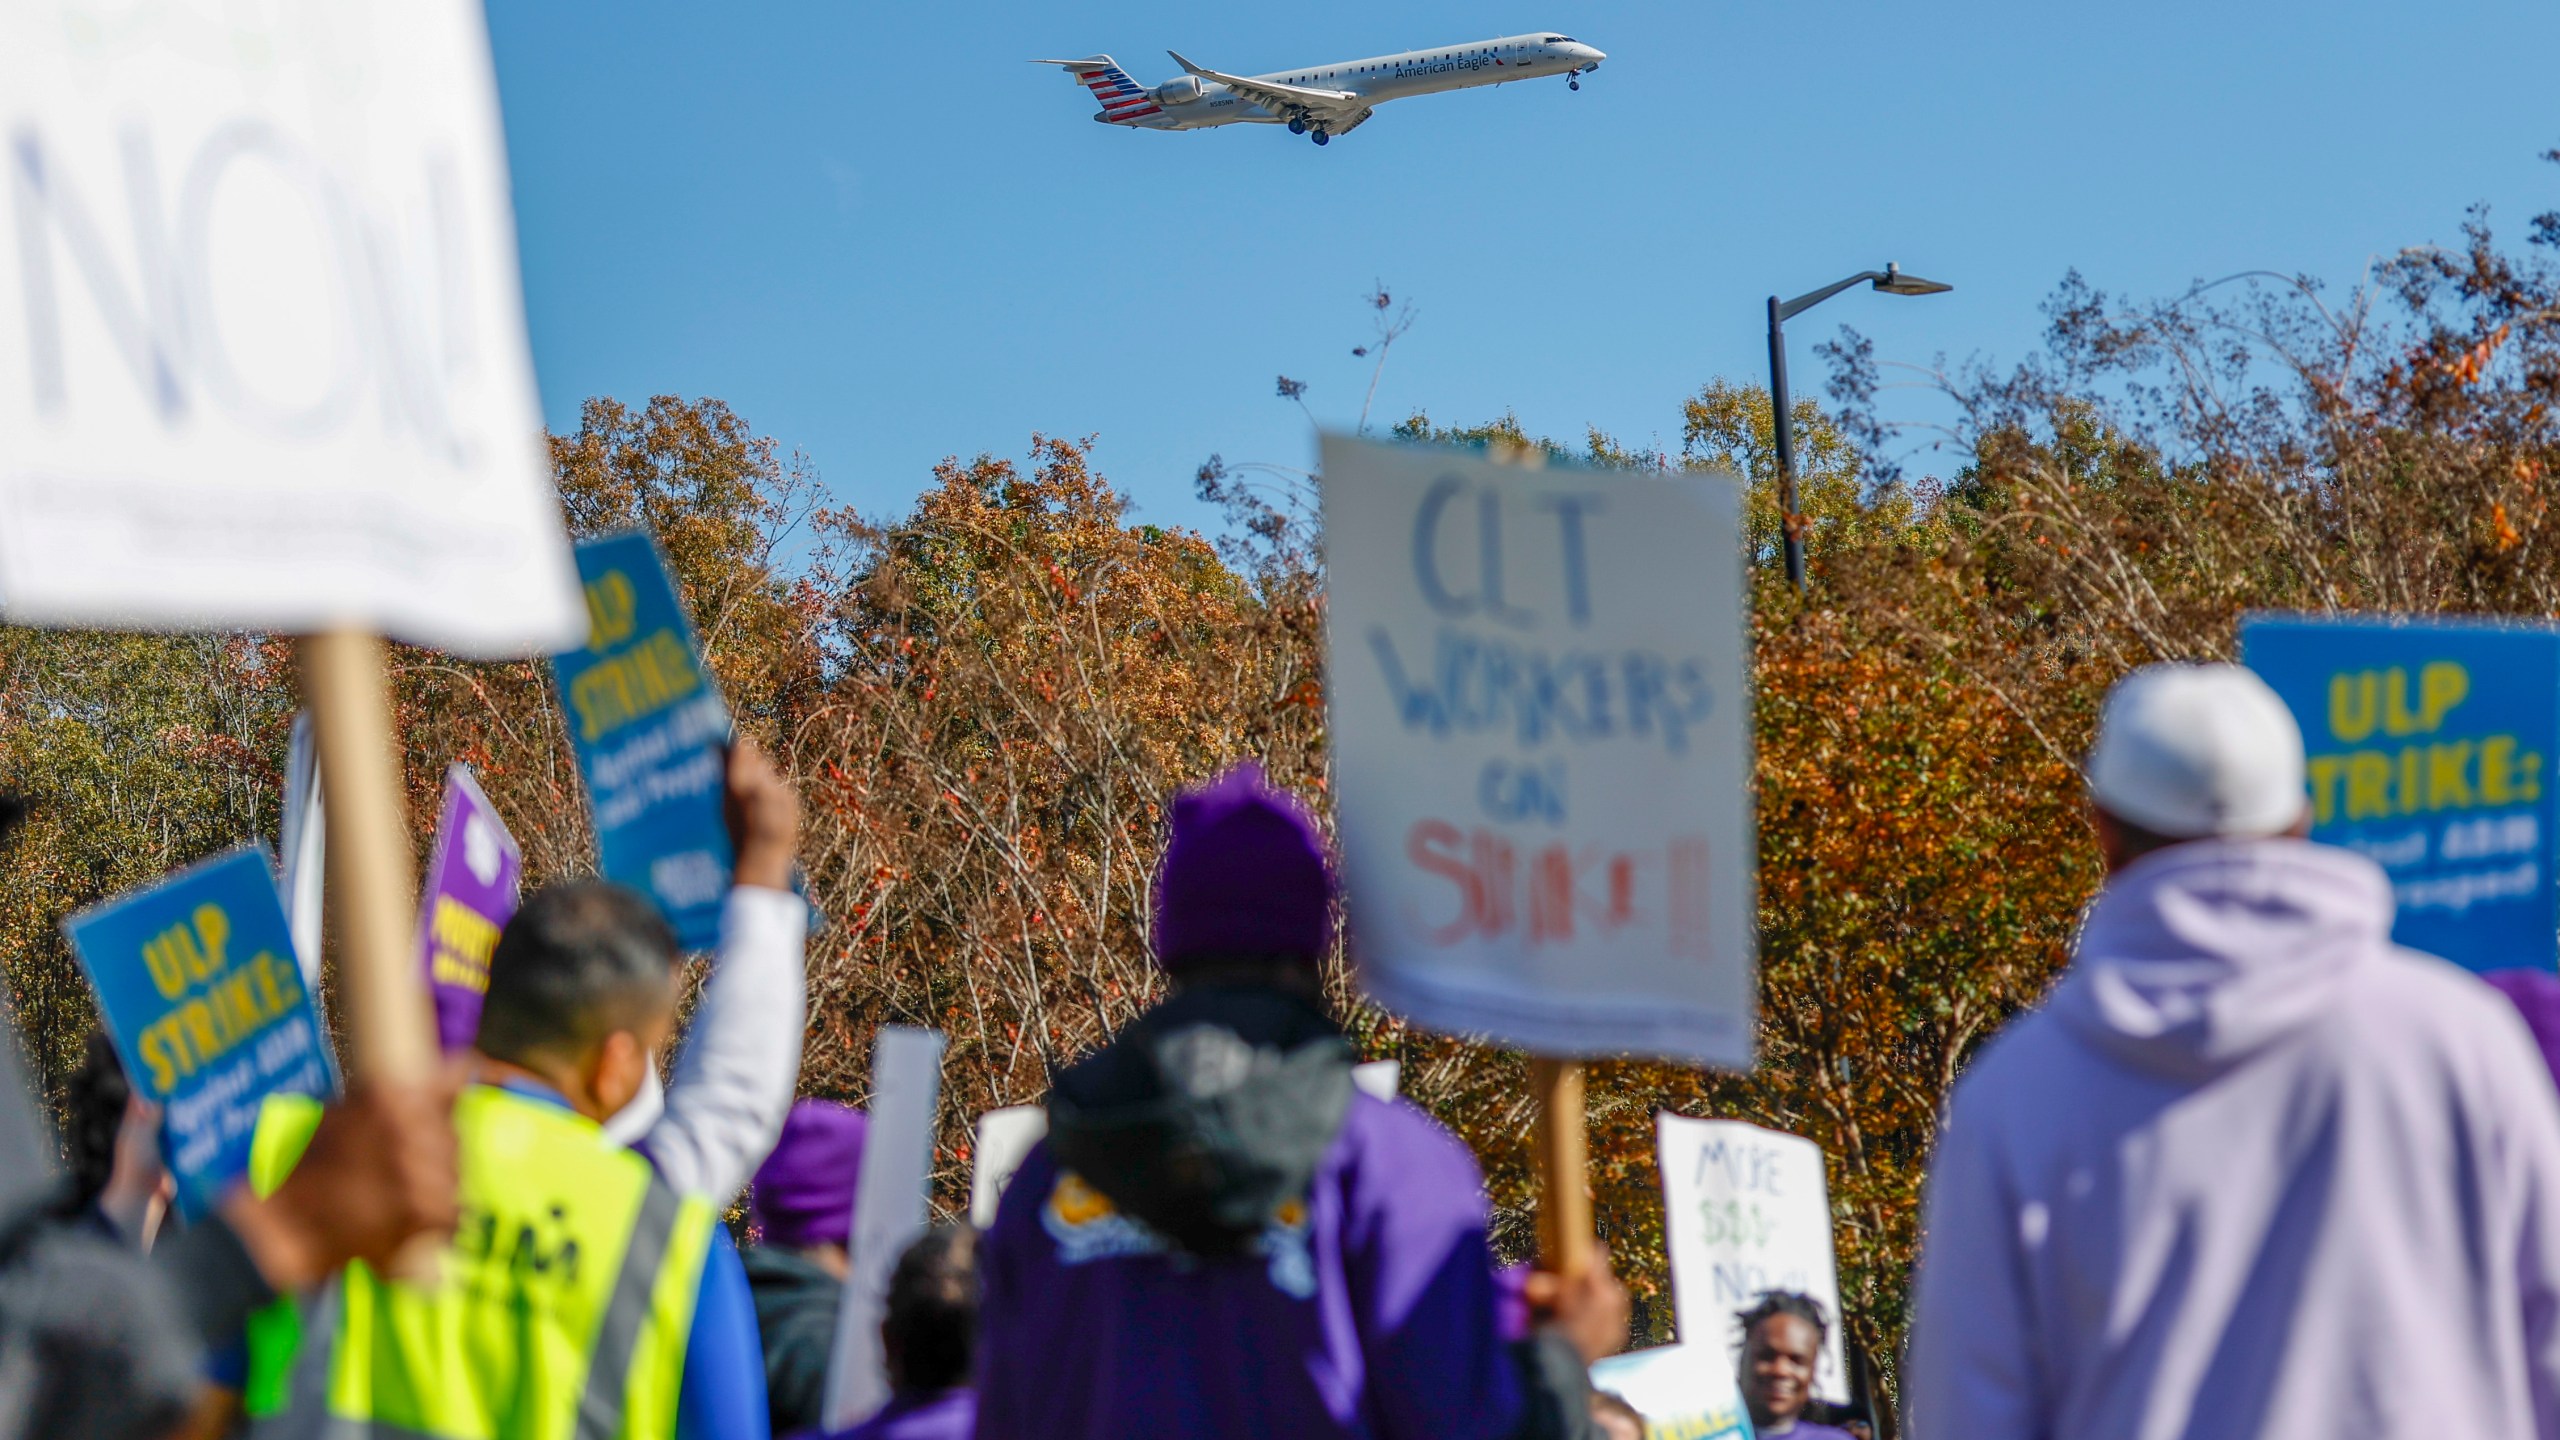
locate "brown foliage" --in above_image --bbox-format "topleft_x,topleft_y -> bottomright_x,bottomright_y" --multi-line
10,165 -> 2560,1412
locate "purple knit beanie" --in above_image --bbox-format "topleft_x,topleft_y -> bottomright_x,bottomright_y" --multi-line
1152,763 -> 1336,972
750,1100 -> 867,1249
2485,969 -> 2560,1091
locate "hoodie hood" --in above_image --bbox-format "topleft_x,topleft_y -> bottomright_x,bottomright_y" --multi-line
2048,839 -> 2395,1080
1045,984 -> 1354,1258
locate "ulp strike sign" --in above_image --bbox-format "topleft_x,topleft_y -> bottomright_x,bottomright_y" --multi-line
2244,615 -> 2560,973
554,532 -> 733,949
67,847 -> 336,1217
1322,436 -> 1755,1066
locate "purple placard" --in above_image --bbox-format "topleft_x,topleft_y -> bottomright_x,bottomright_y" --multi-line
416,765 -> 523,1052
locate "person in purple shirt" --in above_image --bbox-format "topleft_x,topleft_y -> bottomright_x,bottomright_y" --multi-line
1736,1293 -> 1856,1440
818,1226 -> 978,1440
749,1100 -> 867,1435
974,763 -> 1629,1440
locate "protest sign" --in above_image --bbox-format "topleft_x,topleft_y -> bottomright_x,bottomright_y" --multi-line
1586,1343 -> 1753,1440
415,765 -> 522,1052
823,1026 -> 947,1430
2243,616 -> 2560,972
66,847 -> 336,1218
1657,1113 -> 1846,1404
0,1 -> 582,657
554,532 -> 734,949
1322,434 -> 1755,1066
969,1104 -> 1049,1228
278,713 -> 326,988
1352,1058 -> 1401,1100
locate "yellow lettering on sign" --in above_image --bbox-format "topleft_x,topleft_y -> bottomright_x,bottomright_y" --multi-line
141,904 -> 232,1000
569,630 -> 702,741
132,951 -> 304,1093
2304,733 -> 2544,823
429,896 -> 501,994
584,570 -> 638,651
2327,662 -> 2469,742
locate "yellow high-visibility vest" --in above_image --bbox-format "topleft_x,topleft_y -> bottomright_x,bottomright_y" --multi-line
242,1083 -> 718,1440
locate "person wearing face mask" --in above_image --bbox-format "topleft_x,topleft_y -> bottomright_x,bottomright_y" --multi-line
1735,1293 -> 1853,1440
235,746 -> 807,1440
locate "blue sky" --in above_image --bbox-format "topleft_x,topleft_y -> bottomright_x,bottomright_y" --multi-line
487,1 -> 2560,534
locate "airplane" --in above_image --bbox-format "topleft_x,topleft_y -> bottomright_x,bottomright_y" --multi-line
1034,33 -> 1605,146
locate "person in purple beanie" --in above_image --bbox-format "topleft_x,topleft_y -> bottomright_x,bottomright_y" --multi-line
819,1226 -> 979,1440
974,763 -> 1630,1440
748,1100 -> 868,1437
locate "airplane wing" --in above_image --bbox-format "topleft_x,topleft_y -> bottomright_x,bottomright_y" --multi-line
1166,49 -> 1366,122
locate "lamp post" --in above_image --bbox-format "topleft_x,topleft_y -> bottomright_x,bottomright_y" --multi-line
1766,262 -> 1952,588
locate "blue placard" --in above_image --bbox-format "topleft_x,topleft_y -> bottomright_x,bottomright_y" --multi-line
553,531 -> 733,949
2242,615 -> 2560,973
65,846 -> 338,1218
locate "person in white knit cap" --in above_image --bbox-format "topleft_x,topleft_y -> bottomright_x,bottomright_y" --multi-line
1905,662 -> 2560,1440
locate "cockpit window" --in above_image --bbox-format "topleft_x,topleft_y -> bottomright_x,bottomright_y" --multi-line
1545,35 -> 1569,42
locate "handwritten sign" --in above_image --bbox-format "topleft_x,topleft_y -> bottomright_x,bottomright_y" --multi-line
66,847 -> 336,1217
0,1 -> 582,655
2242,616 -> 2560,972
1586,1343 -> 1754,1440
417,765 -> 523,1051
1322,435 -> 1755,1064
553,532 -> 733,948
1657,1114 -> 1846,1404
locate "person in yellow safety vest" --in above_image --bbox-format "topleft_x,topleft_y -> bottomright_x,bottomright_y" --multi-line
242,734 -> 811,1440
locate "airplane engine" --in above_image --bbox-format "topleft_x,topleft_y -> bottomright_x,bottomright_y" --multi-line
1152,76 -> 1206,104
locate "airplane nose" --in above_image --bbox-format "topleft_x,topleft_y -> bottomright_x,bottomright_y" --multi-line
1577,44 -> 1606,64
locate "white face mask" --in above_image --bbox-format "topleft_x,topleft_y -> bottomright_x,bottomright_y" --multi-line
598,1050 -> 666,1146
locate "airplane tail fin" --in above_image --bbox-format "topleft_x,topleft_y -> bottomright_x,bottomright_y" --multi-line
1032,54 -> 1163,122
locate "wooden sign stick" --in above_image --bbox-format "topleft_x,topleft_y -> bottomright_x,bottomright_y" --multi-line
1531,1057 -> 1595,1275
298,629 -> 433,1083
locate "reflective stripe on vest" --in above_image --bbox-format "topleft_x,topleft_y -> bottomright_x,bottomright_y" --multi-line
245,1086 -> 715,1440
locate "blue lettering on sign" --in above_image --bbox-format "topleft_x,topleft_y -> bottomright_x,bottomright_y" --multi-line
9,119 -> 484,461
1368,626 -> 1713,755
1478,758 -> 1568,825
1410,474 -> 1603,631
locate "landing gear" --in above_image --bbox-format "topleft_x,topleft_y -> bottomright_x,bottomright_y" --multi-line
1287,116 -> 1307,135
1312,129 -> 1330,146
1569,78 -> 1579,89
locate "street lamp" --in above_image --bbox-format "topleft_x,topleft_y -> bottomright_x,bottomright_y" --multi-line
1765,263 -> 1953,588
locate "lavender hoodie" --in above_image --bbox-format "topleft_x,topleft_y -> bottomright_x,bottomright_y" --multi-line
1906,839 -> 2560,1440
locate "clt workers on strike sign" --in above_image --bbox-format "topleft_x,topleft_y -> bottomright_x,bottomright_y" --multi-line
1322,435 -> 1755,1067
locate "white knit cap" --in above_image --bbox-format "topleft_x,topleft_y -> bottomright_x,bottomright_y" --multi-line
2086,663 -> 2307,839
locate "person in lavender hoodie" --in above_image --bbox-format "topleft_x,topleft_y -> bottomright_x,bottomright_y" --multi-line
974,763 -> 1630,1440
1905,663 -> 2560,1440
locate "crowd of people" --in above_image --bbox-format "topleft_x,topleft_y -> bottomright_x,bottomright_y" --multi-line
9,660 -> 2560,1440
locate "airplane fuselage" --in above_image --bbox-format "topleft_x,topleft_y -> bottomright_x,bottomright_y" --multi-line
1121,33 -> 1601,131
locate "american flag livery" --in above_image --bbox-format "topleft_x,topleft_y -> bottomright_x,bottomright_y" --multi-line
1054,56 -> 1162,121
